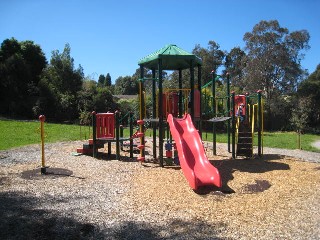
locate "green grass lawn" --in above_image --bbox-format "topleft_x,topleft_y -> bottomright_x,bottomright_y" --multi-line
201,131 -> 320,152
0,119 -> 90,150
1,119 -> 319,152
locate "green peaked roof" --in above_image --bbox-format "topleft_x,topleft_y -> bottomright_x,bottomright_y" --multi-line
138,44 -> 202,70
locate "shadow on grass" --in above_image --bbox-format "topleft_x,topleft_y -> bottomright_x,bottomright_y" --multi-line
0,192 -> 229,240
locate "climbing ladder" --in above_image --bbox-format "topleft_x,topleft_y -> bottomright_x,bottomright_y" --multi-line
236,120 -> 253,157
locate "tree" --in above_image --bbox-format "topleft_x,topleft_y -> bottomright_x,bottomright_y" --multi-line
192,41 -> 225,84
167,41 -> 225,90
297,64 -> 320,130
114,76 -> 138,95
35,43 -> 84,121
243,20 -> 310,99
0,38 -> 47,118
98,74 -> 105,87
242,20 -> 310,130
290,97 -> 312,149
106,73 -> 111,86
225,47 -> 246,90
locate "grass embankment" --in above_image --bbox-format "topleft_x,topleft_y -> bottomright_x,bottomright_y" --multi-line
0,119 -> 319,152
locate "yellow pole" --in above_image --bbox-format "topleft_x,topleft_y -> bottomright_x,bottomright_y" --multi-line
39,115 -> 46,174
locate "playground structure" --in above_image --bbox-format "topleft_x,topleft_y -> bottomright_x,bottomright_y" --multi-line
137,44 -> 203,168
77,111 -> 137,159
232,91 -> 264,158
73,44 -> 264,190
136,44 -> 264,189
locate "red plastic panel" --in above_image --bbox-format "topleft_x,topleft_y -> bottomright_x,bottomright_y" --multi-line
96,113 -> 115,139
162,92 -> 179,118
234,95 -> 246,116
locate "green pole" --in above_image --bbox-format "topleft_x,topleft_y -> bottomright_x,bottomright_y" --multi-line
158,58 -> 164,167
129,112 -> 133,159
212,71 -> 216,155
178,69 -> 183,117
140,65 -> 145,159
152,69 -> 157,160
257,90 -> 262,157
92,111 -> 97,158
190,60 -> 195,121
226,72 -> 231,153
115,111 -> 120,160
198,64 -> 202,136
231,91 -> 236,159
245,93 -> 250,123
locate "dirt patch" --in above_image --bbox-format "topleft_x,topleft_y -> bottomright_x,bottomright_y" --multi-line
0,177 -> 9,185
312,140 -> 320,149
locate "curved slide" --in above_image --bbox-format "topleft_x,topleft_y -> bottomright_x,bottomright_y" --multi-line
167,114 -> 221,190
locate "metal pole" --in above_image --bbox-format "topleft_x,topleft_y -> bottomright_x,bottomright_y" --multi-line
257,90 -> 262,157
152,69 -> 157,160
212,71 -> 216,155
231,92 -> 236,159
245,93 -> 250,123
190,60 -> 195,121
39,115 -> 46,174
115,111 -> 120,160
178,69 -> 183,117
139,65 -> 145,161
129,112 -> 133,159
92,111 -> 97,158
226,72 -> 231,153
198,64 -> 202,136
158,58 -> 164,167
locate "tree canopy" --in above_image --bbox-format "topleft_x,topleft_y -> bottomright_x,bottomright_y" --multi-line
0,19 -> 318,131
0,38 -> 47,118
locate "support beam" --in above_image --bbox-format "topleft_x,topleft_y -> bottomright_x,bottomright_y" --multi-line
178,69 -> 182,117
152,69 -> 157,160
190,60 -> 195,121
158,59 -> 164,167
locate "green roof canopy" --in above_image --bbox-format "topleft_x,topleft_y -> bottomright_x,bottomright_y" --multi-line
138,44 -> 202,70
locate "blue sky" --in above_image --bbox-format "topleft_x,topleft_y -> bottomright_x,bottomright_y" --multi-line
1,0 -> 319,83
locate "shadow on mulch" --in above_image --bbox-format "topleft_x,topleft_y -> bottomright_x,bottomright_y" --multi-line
21,168 -> 76,180
0,192 -> 97,240
104,219 -> 228,240
242,180 -> 272,194
90,152 -> 137,162
0,192 -> 229,240
210,154 -> 290,194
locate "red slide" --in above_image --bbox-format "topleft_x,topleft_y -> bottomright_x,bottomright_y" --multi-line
167,114 -> 221,190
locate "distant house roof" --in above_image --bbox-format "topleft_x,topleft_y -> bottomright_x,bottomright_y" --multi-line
138,44 -> 202,70
113,95 -> 138,100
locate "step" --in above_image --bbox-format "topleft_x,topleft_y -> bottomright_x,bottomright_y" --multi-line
238,138 -> 253,144
77,148 -> 93,155
237,143 -> 252,149
83,143 -> 104,149
88,139 -> 107,145
237,149 -> 253,157
238,132 -> 252,137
